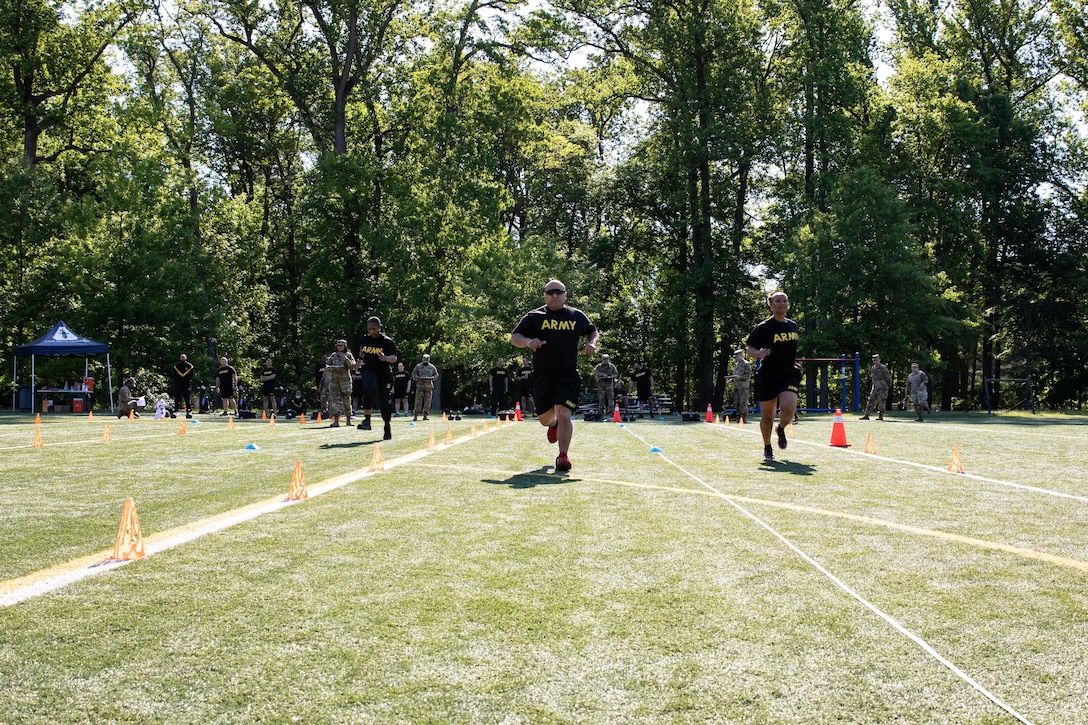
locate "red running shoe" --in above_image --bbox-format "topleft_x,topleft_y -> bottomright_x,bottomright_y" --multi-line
546,425 -> 558,444
555,453 -> 571,471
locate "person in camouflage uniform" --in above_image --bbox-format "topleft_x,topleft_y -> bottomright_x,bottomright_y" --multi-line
325,339 -> 356,427
860,353 -> 893,420
727,349 -> 752,422
412,353 -> 439,421
905,362 -> 929,422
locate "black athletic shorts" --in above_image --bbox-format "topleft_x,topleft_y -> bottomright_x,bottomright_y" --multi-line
754,366 -> 802,403
532,369 -> 581,414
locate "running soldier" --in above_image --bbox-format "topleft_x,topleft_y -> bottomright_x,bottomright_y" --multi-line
905,362 -> 929,422
356,317 -> 398,439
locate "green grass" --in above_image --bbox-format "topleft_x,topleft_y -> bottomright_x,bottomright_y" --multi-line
1,409 -> 1087,723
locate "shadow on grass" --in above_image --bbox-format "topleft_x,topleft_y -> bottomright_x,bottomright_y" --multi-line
483,467 -> 578,488
319,439 -> 379,449
759,459 -> 817,476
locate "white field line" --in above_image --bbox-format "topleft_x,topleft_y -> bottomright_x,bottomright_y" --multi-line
718,421 -> 1088,504
0,425 -> 503,607
622,425 -> 1034,725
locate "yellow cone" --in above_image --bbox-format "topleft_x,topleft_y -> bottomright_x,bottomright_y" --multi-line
471,423 -> 478,438
369,445 -> 384,472
724,416 -> 730,426
427,431 -> 437,452
102,424 -> 113,442
444,427 -> 453,445
110,497 -> 145,561
787,423 -> 796,439
287,460 -> 308,500
32,426 -> 44,448
88,411 -> 94,422
948,445 -> 964,473
227,416 -> 235,431
864,432 -> 876,454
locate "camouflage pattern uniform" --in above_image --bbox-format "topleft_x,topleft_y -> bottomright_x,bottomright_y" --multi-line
905,364 -> 929,422
412,355 -> 439,421
861,355 -> 893,420
593,356 -> 619,417
326,340 -> 356,426
730,351 -> 752,421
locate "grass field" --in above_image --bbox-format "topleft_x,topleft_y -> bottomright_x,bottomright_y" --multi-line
1,409 -> 1087,724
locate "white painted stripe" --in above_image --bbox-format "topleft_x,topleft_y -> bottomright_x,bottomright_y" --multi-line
622,425 -> 1034,725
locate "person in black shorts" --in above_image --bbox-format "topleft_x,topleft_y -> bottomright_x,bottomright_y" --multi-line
510,279 -> 599,472
216,357 -> 239,416
746,290 -> 801,461
355,316 -> 398,440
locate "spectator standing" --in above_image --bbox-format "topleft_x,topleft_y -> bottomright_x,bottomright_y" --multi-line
411,354 -> 439,421
860,354 -> 893,420
488,358 -> 509,416
593,354 -> 619,418
216,357 -> 239,416
258,358 -> 278,418
326,340 -> 356,428
727,349 -> 752,422
171,353 -> 194,418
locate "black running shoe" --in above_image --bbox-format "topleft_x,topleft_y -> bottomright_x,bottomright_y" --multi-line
358,420 -> 371,430
763,445 -> 775,461
776,425 -> 788,450
383,423 -> 392,440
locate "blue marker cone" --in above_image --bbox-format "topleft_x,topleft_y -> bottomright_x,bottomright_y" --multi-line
649,446 -> 662,453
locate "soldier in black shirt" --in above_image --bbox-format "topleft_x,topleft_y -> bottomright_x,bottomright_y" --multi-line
511,279 -> 599,472
746,291 -> 801,461
488,358 -> 509,416
171,353 -> 194,418
355,316 -> 398,440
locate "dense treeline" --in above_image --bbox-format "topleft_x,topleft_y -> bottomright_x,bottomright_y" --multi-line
1,0 -> 1086,411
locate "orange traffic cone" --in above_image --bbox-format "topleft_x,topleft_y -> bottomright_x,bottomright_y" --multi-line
427,431 -> 437,452
444,427 -> 453,445
177,420 -> 187,435
316,412 -> 323,423
102,424 -> 113,442
442,411 -> 448,422
88,410 -> 94,422
612,403 -> 621,422
261,410 -> 267,421
724,415 -> 730,426
128,409 -> 134,420
515,402 -> 523,421
287,460 -> 308,500
948,446 -> 964,473
35,413 -> 41,425
299,413 -> 306,425
110,497 -> 145,561
471,423 -> 478,438
829,409 -> 850,447
268,414 -> 275,427
786,423 -> 795,438
864,432 -> 876,454
705,404 -> 713,423
714,414 -> 720,425
482,420 -> 490,433
32,426 -> 44,448
227,416 -> 235,431
369,445 -> 384,472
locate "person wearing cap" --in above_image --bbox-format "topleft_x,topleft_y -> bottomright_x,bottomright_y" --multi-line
118,377 -> 141,419
727,349 -> 752,422
488,357 -> 509,417
746,290 -> 801,462
593,354 -> 619,419
325,339 -> 356,427
258,358 -> 279,419
411,353 -> 439,421
510,279 -> 599,472
356,316 -> 399,439
631,360 -> 655,417
860,353 -> 892,420
904,362 -> 929,422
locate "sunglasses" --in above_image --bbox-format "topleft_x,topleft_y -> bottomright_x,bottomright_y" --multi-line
544,288 -> 566,295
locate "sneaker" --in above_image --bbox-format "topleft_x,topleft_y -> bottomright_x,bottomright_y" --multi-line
763,445 -> 775,461
383,423 -> 392,440
776,425 -> 788,450
555,453 -> 572,471
546,425 -> 558,444
859,414 -> 869,420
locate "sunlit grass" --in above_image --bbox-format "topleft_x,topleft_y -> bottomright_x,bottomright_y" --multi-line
1,410 -> 1086,723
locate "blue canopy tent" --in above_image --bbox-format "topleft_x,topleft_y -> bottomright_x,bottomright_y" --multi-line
12,321 -> 114,412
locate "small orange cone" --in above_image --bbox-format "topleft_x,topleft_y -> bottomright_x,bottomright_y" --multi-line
299,413 -> 306,425
482,420 -> 490,433
268,414 -> 275,427
261,410 -> 267,421
442,411 -> 448,422
110,497 -> 145,561
177,420 -> 187,435
612,404 -> 622,422
786,423 -> 795,439
948,446 -> 964,473
864,432 -> 876,454
316,412 -> 323,423
705,404 -> 713,423
724,415 -> 730,426
515,402 -> 523,422
829,409 -> 850,447
287,460 -> 308,500
128,409 -> 134,420
227,416 -> 235,431
369,445 -> 384,472
102,424 -> 113,442
738,417 -> 745,428
714,414 -> 720,425
444,427 -> 453,445
88,411 -> 94,422
35,412 -> 42,424
31,426 -> 44,448
427,431 -> 437,452
471,423 -> 478,438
